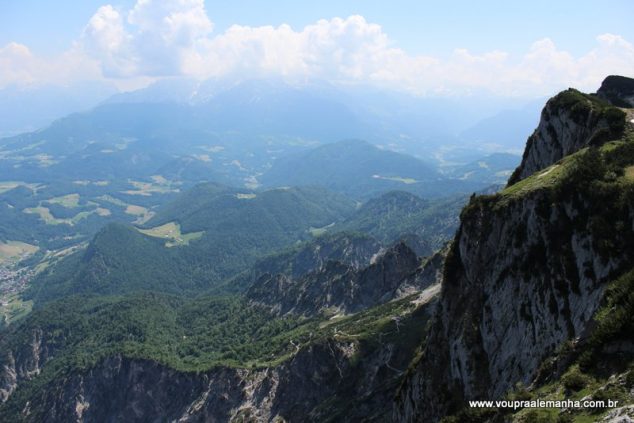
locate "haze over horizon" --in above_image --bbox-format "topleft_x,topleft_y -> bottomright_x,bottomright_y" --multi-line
1,0 -> 633,97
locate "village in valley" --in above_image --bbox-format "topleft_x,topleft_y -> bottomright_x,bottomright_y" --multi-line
0,251 -> 36,326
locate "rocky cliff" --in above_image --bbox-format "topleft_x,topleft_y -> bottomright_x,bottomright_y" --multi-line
395,76 -> 634,422
0,329 -> 50,403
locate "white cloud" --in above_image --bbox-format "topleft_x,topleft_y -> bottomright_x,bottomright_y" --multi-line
1,0 -> 633,97
187,15 -> 440,91
0,42 -> 103,88
82,5 -> 136,77
80,0 -> 213,77
0,42 -> 37,86
128,0 -> 213,44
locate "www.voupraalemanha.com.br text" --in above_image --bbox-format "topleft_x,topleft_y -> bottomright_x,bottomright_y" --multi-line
469,399 -> 619,410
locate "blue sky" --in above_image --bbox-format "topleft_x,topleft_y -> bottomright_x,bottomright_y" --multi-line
2,0 -> 632,56
1,0 -> 633,96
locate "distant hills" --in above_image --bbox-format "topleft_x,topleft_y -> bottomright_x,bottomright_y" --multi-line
261,139 -> 502,199
261,139 -> 439,198
26,184 -> 357,303
0,82 -> 117,137
26,181 -> 467,305
458,99 -> 544,151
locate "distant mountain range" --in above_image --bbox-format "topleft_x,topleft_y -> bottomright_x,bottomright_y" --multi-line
1,77 -> 539,164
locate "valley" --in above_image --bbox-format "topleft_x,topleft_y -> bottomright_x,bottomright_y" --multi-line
0,74 -> 632,422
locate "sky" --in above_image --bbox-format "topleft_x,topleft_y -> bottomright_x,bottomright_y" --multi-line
1,0 -> 633,97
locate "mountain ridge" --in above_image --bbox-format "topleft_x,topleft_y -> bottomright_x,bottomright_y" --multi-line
395,75 -> 634,422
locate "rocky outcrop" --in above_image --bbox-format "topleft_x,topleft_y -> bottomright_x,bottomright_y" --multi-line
508,89 -> 625,184
0,329 -> 50,402
247,242 -> 431,316
340,190 -> 463,253
597,75 -> 634,108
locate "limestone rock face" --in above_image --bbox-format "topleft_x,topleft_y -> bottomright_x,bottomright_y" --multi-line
0,329 -> 48,402
396,188 -> 634,422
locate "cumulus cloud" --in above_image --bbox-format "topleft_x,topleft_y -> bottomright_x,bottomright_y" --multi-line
81,0 -> 212,77
82,5 -> 135,77
186,16 -> 416,82
1,0 -> 633,97
0,42 -> 37,86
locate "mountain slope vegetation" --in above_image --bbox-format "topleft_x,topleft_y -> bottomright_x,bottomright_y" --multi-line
262,139 -> 448,198
26,184 -> 356,303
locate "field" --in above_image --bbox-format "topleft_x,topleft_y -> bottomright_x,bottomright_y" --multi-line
95,208 -> 112,217
121,177 -> 180,196
97,194 -> 127,206
97,195 -> 154,223
372,175 -> 418,184
45,193 -> 81,208
308,222 -> 335,237
138,222 -> 204,247
125,205 -> 155,224
0,241 -> 39,265
23,206 -> 110,225
0,181 -> 42,194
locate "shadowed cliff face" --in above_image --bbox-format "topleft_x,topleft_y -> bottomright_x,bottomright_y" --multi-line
395,76 -> 634,422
